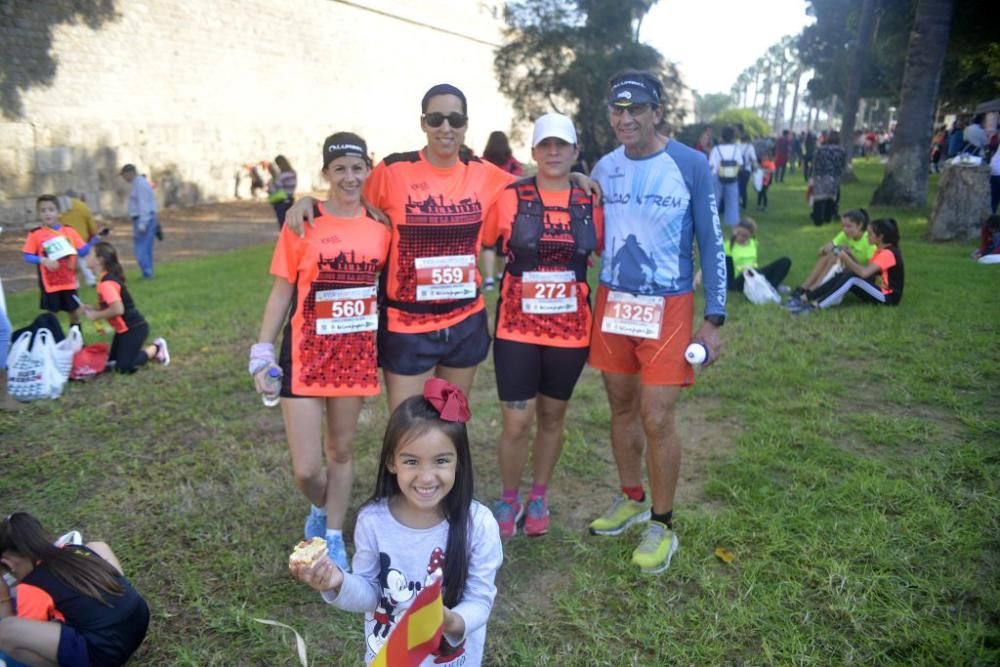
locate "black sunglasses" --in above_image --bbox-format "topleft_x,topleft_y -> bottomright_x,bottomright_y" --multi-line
423,112 -> 468,129
608,103 -> 653,116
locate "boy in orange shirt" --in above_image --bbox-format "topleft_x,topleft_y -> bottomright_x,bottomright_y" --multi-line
21,195 -> 96,330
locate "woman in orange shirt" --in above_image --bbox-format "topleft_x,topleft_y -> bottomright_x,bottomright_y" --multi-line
482,113 -> 604,539
285,85 -> 598,412
250,133 -> 391,571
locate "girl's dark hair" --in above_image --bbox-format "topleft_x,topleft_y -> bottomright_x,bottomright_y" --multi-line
92,241 -> 127,284
0,513 -> 124,605
368,396 -> 474,608
842,208 -> 870,229
274,155 -> 293,173
729,217 -> 756,250
870,218 -> 900,245
721,126 -> 735,143
36,194 -> 59,211
826,130 -> 841,145
482,131 -> 513,167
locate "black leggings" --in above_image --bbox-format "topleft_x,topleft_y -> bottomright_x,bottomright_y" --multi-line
807,274 -> 888,308
110,321 -> 150,373
757,184 -> 769,208
726,256 -> 792,291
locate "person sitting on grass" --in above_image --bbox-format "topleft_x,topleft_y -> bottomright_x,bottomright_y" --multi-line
0,512 -> 150,667
789,209 -> 874,301
972,215 -> 1000,264
81,241 -> 170,373
724,217 -> 791,293
790,217 -> 904,313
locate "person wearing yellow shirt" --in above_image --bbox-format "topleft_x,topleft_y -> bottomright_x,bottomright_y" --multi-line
789,208 -> 874,300
58,192 -> 100,286
724,218 -> 791,291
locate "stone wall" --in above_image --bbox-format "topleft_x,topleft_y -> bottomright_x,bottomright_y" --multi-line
0,0 -> 513,226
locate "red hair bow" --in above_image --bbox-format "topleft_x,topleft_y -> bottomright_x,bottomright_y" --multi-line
423,378 -> 471,423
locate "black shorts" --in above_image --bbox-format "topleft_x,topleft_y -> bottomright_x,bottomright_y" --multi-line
40,288 -> 80,313
378,309 -> 491,376
493,338 -> 589,402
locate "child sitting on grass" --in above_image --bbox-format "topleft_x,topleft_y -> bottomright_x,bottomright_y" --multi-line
0,512 -> 150,667
789,208 -> 874,301
972,215 -> 1000,264
790,217 -> 904,313
725,217 -> 792,292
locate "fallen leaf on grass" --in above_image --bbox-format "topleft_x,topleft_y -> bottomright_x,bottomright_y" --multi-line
714,546 -> 735,564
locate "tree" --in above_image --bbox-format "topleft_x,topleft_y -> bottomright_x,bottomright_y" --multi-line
712,109 -> 771,139
694,92 -> 734,123
494,0 -> 684,164
839,0 -> 879,182
871,0 -> 954,207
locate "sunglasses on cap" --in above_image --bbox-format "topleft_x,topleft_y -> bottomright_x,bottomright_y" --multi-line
422,112 -> 468,129
608,103 -> 653,116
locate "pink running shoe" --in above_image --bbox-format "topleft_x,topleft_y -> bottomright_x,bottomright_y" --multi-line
523,496 -> 550,537
491,498 -> 523,539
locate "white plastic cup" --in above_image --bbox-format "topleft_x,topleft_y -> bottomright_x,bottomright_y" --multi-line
261,367 -> 282,407
685,342 -> 708,366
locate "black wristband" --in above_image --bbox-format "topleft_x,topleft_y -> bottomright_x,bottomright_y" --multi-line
704,314 -> 725,327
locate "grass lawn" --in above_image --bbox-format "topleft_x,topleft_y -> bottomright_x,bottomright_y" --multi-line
2,159 -> 998,665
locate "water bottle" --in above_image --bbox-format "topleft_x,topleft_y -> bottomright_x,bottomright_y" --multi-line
261,367 -> 282,407
2,571 -> 16,603
684,342 -> 708,366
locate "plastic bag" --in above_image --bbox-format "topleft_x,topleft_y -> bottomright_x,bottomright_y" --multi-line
71,343 -> 110,379
7,328 -> 65,401
53,326 -> 83,381
743,269 -> 781,305
752,168 -> 764,192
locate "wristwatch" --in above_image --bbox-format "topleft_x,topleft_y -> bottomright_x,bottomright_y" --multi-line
704,314 -> 725,327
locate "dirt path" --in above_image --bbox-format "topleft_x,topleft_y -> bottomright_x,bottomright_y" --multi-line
1,199 -> 285,293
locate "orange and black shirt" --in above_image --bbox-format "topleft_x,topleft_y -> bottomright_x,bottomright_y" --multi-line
17,546 -> 147,663
97,274 -> 145,334
484,185 -> 604,347
363,150 -> 514,334
22,225 -> 86,293
270,202 -> 391,396
871,245 -> 904,304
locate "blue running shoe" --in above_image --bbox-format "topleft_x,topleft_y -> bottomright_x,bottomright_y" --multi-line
304,507 -> 327,541
326,533 -> 350,572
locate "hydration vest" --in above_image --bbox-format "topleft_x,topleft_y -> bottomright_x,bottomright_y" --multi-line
505,177 -> 597,283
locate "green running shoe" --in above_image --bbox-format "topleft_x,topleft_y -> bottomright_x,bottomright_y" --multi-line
630,521 -> 679,574
588,494 -> 650,536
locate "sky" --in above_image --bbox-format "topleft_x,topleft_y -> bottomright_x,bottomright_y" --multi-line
641,0 -> 815,95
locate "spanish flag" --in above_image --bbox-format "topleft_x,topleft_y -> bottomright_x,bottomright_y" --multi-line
371,569 -> 444,667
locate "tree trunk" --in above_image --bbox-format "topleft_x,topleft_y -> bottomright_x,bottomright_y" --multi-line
871,0 -> 954,207
928,163 -> 991,240
840,0 -> 878,183
788,69 -> 802,132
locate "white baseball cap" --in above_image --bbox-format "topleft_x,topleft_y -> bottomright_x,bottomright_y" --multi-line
531,113 -> 578,147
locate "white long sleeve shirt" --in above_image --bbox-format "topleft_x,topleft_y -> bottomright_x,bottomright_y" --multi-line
321,499 -> 502,666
